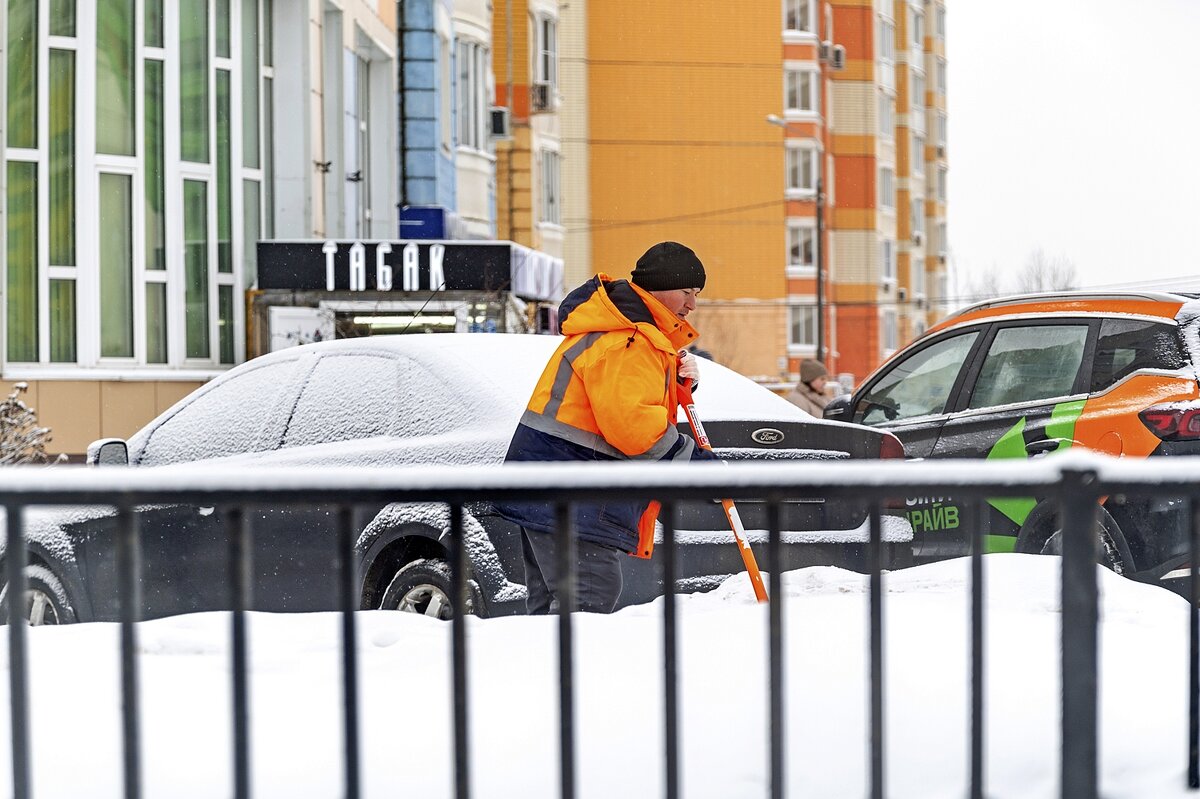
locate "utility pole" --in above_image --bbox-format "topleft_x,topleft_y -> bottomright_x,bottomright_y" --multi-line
815,177 -> 825,364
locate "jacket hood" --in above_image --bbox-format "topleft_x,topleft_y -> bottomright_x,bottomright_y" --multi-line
558,273 -> 699,351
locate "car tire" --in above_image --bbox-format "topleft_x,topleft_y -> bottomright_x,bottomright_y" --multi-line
379,558 -> 478,619
0,564 -> 77,625
1015,505 -> 1134,575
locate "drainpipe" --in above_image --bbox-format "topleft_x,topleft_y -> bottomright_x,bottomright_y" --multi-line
397,0 -> 408,217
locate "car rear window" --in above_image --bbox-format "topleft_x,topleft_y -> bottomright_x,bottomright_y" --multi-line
1090,318 -> 1185,392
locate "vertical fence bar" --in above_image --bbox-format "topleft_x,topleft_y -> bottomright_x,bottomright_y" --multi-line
1190,500 -> 1200,789
338,505 -> 360,799
1060,469 -> 1099,799
555,501 -> 577,799
661,501 -> 679,799
6,504 -> 29,799
968,501 -> 984,799
767,498 -> 784,799
228,506 -> 252,799
116,503 -> 143,799
868,500 -> 885,799
449,503 -> 471,799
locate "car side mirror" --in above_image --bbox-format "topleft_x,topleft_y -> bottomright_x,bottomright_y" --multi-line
87,438 -> 129,467
823,394 -> 852,422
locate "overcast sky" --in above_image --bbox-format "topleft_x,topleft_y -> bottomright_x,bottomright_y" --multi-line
946,0 -> 1200,296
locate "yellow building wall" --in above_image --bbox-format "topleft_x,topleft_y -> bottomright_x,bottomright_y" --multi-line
694,303 -> 788,380
585,2 -> 784,302
1,380 -> 204,458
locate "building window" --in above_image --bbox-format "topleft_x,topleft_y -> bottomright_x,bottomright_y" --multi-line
878,90 -> 894,137
880,239 -> 896,282
911,197 -> 924,234
877,17 -> 895,91
882,309 -> 898,352
911,133 -> 924,175
536,15 -> 557,88
785,69 -> 819,114
787,224 -> 817,270
938,166 -> 948,202
4,0 -> 269,370
936,112 -> 947,147
457,41 -> 490,151
936,57 -> 947,95
937,222 -> 948,257
936,5 -> 946,38
878,167 -> 895,209
785,0 -> 814,33
541,149 -> 561,225
910,8 -> 924,49
910,70 -> 925,112
913,257 -> 926,296
789,304 -> 817,347
786,145 -> 818,194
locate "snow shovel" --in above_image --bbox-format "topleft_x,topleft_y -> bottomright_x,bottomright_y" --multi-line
677,378 -> 769,603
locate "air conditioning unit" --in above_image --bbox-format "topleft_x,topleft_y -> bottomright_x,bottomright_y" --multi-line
912,230 -> 923,245
898,287 -> 908,301
819,41 -> 832,63
531,83 -> 552,113
917,298 -> 926,310
938,253 -> 947,264
936,144 -> 945,158
489,107 -> 511,139
831,45 -> 847,71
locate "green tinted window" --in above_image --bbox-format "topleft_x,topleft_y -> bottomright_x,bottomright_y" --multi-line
217,70 -> 233,273
50,0 -> 75,37
7,0 -> 37,149
145,0 -> 164,47
145,59 -> 166,270
216,0 -> 231,57
96,0 -> 135,155
181,0 -> 210,162
184,180 -> 210,358
99,174 -> 134,357
146,283 -> 168,363
6,162 -> 38,362
242,0 -> 261,168
243,180 -> 261,287
50,280 -> 77,363
219,286 -> 235,364
50,49 -> 76,266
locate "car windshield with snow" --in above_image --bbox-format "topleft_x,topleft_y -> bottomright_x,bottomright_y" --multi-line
826,290 -> 1200,593
12,334 -> 909,624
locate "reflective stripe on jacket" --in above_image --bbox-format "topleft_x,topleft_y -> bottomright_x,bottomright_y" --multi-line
496,274 -> 718,556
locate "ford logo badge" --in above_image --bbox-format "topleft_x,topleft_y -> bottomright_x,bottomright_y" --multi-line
751,428 -> 785,445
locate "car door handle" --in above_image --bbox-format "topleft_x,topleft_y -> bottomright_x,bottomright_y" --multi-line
1025,438 -> 1074,456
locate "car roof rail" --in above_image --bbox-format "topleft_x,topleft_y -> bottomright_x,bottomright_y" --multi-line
944,290 -> 1193,323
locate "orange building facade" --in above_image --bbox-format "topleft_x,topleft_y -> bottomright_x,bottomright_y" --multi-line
549,0 -> 949,386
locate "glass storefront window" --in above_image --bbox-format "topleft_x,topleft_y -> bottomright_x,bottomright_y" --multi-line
219,286 -> 235,364
6,162 -> 38,362
184,180 -> 211,358
96,0 -> 135,156
146,283 -> 168,364
50,0 -> 76,37
50,280 -> 77,363
145,59 -> 166,270
145,0 -> 164,48
217,0 -> 232,58
181,0 -> 210,163
7,0 -> 37,149
99,173 -> 134,358
217,70 -> 233,274
50,49 -> 76,266
243,180 -> 261,288
242,0 -> 261,168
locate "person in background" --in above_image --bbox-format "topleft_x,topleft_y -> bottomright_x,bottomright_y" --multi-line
496,241 -> 719,614
786,359 -> 831,416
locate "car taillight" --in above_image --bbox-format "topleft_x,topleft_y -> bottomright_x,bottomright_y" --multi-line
1139,403 -> 1200,440
879,432 -> 906,459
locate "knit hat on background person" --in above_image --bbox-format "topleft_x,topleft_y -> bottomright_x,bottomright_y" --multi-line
800,359 -> 828,385
630,242 -> 707,292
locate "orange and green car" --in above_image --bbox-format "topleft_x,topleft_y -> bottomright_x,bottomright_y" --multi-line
825,291 -> 1200,592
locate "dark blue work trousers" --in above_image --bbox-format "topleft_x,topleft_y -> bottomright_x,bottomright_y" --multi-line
520,527 -> 623,614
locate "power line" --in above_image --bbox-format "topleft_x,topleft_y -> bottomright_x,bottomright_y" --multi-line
565,198 -> 784,232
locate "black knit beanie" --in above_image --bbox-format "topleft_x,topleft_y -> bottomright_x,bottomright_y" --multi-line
630,242 -> 707,291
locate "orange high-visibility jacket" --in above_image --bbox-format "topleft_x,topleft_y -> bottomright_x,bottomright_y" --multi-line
496,274 -> 717,556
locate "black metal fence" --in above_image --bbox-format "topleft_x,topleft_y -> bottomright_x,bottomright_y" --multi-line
3,454 -> 1199,799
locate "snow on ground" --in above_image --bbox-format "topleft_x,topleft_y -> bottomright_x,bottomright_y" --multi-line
0,554 -> 1191,798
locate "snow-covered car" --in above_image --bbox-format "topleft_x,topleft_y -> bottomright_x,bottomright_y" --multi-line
8,334 -> 910,624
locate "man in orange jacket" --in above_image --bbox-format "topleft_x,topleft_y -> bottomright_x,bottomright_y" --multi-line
497,241 -> 719,614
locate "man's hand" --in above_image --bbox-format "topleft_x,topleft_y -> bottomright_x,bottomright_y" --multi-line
678,350 -> 700,383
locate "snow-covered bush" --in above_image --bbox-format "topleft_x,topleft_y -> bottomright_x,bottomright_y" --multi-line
0,383 -> 56,465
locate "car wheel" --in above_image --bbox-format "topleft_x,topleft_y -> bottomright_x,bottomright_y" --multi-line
1015,505 -> 1134,575
379,558 -> 476,619
0,565 -> 77,625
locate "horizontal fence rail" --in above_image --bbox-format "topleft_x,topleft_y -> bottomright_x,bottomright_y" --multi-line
0,452 -> 1198,799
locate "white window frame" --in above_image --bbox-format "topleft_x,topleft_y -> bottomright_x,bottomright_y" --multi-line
910,69 -> 925,114
938,165 -> 948,202
877,16 -> 896,92
878,90 -> 894,138
910,7 -> 924,50
882,308 -> 898,354
913,252 -> 926,296
936,111 -> 948,147
456,39 -> 490,153
786,221 -> 818,275
878,166 -> 895,209
937,222 -> 948,257
936,57 -> 947,95
911,133 -> 924,175
783,0 -> 815,35
535,14 -> 557,89
787,302 -> 818,349
786,143 -> 819,197
540,148 -> 562,226
880,237 -> 896,283
784,67 -> 820,115
911,196 -> 924,234
936,5 -> 946,38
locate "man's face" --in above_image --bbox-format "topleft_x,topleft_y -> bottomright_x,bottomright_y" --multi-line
649,287 -> 701,320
